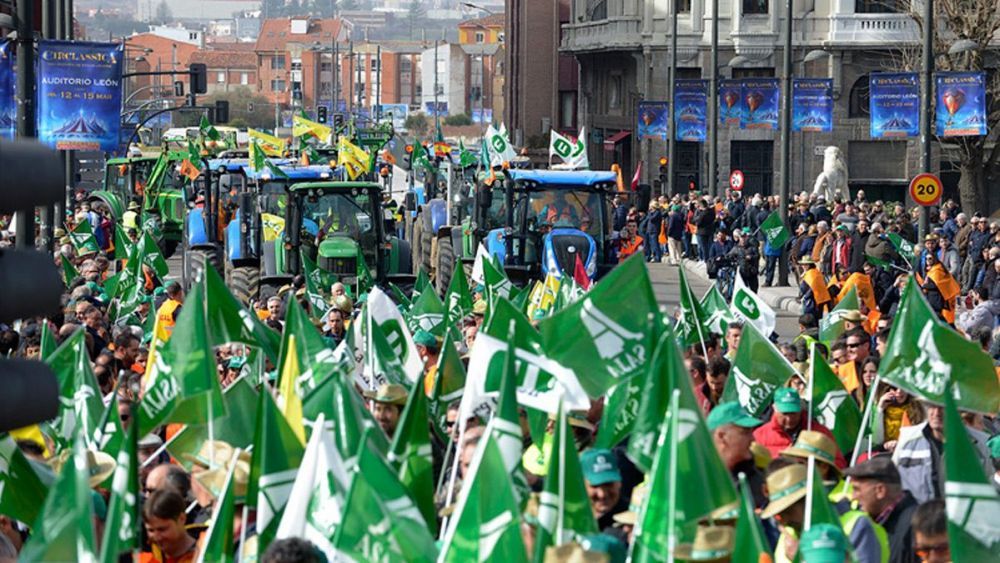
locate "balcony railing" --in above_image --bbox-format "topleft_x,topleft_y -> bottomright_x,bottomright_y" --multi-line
828,13 -> 918,45
560,17 -> 643,53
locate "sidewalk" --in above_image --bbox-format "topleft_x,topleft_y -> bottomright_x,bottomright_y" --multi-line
679,258 -> 802,315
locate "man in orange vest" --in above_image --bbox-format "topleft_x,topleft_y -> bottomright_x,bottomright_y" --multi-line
154,281 -> 185,342
618,218 -> 644,263
922,252 -> 960,324
798,257 -> 832,317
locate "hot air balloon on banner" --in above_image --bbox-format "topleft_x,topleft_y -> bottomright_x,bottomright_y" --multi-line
941,89 -> 966,127
724,90 -> 739,120
746,91 -> 764,122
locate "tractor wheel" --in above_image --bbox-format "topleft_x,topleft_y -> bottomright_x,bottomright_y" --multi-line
436,236 -> 455,295
411,216 -> 425,277
188,247 -> 220,281
230,266 -> 260,306
420,226 -> 433,276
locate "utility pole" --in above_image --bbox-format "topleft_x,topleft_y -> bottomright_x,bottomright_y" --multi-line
332,39 -> 339,115
918,0 -> 933,241
38,0 -> 59,252
375,45 -> 381,122
14,0 -> 37,249
708,0 -> 719,197
667,0 -> 678,196
777,0 -> 793,286
356,46 -> 363,111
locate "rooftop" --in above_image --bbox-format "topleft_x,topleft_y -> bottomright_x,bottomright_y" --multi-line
459,13 -> 505,28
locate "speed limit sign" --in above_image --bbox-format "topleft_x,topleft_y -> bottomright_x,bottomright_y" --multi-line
730,170 -> 745,191
909,173 -> 943,207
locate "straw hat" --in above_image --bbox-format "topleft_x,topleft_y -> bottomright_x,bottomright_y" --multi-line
50,448 -> 117,488
672,525 -> 735,562
183,440 -> 237,469
782,430 -> 844,479
760,464 -> 809,519
612,482 -> 648,526
193,456 -> 251,503
363,383 -> 409,406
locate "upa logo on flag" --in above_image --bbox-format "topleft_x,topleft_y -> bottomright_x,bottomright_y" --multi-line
581,299 -> 646,378
765,226 -> 784,242
734,289 -> 760,319
491,134 -> 509,155
552,137 -> 572,159
815,390 -> 849,430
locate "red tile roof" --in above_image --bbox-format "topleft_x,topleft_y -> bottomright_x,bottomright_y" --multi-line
190,49 -> 257,69
459,13 -> 505,28
254,18 -> 346,53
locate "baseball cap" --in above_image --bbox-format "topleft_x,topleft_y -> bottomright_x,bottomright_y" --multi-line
413,329 -> 440,348
798,523 -> 849,563
706,402 -> 763,431
227,356 -> 247,369
580,448 -> 622,486
772,387 -> 803,414
987,434 -> 1000,459
842,454 -> 901,485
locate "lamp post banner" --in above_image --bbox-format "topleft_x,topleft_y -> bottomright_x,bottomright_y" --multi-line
637,101 -> 669,140
935,71 -> 987,138
0,40 -> 13,140
719,79 -> 743,126
740,78 -> 780,130
36,40 -> 123,152
674,79 -> 708,142
869,72 -> 920,139
792,78 -> 833,133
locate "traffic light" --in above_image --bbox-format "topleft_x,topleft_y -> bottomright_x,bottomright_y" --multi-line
173,80 -> 184,97
332,112 -> 345,130
189,62 -> 208,94
317,105 -> 328,124
0,140 -> 64,431
657,156 -> 669,191
247,103 -> 254,112
215,100 -> 230,124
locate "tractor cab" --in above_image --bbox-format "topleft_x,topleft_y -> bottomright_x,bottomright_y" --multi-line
477,169 -> 617,284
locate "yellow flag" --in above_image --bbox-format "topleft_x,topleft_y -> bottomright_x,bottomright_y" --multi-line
261,213 -> 285,242
278,334 -> 306,445
248,129 -> 287,156
337,136 -> 371,180
292,115 -> 332,141
9,425 -> 51,457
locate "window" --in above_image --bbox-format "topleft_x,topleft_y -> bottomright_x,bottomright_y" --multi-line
849,75 -> 871,118
589,0 -> 607,21
270,79 -> 286,92
401,58 -> 412,72
678,0 -> 692,12
475,31 -> 485,43
742,0 -> 769,14
855,0 -> 903,13
240,73 -> 249,85
559,91 -> 577,129
271,55 -> 285,70
189,32 -> 198,40
607,73 -> 623,111
732,67 -> 775,78
216,71 -> 226,83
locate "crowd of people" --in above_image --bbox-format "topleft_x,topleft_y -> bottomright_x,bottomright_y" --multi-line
1,180 -> 998,563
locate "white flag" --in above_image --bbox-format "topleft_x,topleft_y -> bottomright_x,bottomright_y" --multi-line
471,243 -> 490,285
365,287 -> 424,383
730,271 -> 776,338
486,124 -> 516,167
548,127 -> 589,170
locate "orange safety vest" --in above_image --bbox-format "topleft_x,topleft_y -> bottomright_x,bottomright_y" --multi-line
803,268 -> 832,307
155,299 -> 182,341
841,273 -> 877,313
926,263 -> 960,323
619,235 -> 644,262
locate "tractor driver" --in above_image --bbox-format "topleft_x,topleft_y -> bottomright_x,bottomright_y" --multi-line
539,192 -> 581,228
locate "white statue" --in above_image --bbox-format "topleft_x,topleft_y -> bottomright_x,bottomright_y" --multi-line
812,146 -> 849,201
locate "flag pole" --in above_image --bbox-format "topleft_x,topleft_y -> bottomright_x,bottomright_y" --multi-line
806,343 -> 815,432
238,504 -> 249,562
439,424 -> 465,539
804,455 -> 816,530
435,436 -> 455,496
849,374 -> 880,468
556,403 -> 567,546
666,388 -> 681,563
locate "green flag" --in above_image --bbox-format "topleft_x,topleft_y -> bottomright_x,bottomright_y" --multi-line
538,254 -> 660,397
482,258 -> 513,308
886,232 -> 916,266
366,318 -> 410,387
60,254 -> 80,287
732,473 -> 771,563
69,219 -> 100,255
279,298 -> 342,394
0,434 -> 50,526
200,114 -> 222,141
247,387 -> 305,556
93,391 -> 126,461
414,267 -> 431,295
490,333 -> 530,500
721,321 -> 798,416
100,410 -> 139,563
807,347 -> 862,455
138,232 -> 170,279
301,250 -> 334,315
632,387 -> 738,560
438,433 -> 528,562
165,377 -> 259,469
249,139 -> 267,172
19,431 -> 97,562
202,265 -> 281,363
676,265 -> 708,346
39,319 -> 58,360
332,433 -> 438,561
195,451 -> 239,563
411,140 -> 433,172
699,285 -> 736,336
366,287 -> 425,381
457,139 -> 478,168
534,406 -> 598,560
113,223 -> 134,260
407,286 -> 447,337
943,385 -> 1000,559
303,372 -> 387,465
46,329 -> 105,446
429,333 -> 467,440
881,278 -> 1000,414
760,211 -> 790,248
818,286 -> 858,344
594,376 -> 644,450
804,458 -> 842,530
388,379 -> 438,534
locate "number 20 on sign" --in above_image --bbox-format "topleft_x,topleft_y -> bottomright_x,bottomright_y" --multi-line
909,173 -> 943,207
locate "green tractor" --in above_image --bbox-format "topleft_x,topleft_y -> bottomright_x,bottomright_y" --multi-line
88,155 -> 186,257
236,181 -> 413,303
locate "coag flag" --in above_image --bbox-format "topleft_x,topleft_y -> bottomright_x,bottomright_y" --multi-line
674,79 -> 708,142
740,78 -> 780,130
699,285 -> 736,336
37,41 -> 122,151
935,72 -> 987,138
881,278 -> 1000,414
792,78 -> 834,132
869,73 -> 920,138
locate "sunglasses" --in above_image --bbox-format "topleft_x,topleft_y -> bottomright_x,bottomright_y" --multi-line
914,544 -> 949,560
846,341 -> 866,349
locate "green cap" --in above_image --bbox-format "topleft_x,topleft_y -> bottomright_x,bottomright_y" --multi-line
413,329 -> 439,347
580,534 -> 627,563
580,448 -> 621,486
227,356 -> 247,369
987,434 -> 1000,459
799,523 -> 849,563
91,490 -> 108,521
706,401 -> 764,431
773,387 -> 803,414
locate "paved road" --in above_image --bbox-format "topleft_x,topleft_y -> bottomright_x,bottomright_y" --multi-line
647,261 -> 802,341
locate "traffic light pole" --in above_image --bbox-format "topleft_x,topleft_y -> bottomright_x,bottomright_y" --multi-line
14,0 -> 36,249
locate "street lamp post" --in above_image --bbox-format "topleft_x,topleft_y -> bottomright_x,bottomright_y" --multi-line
777,0 -> 794,286
918,0 -> 933,241
667,0 -> 678,196
708,0 -> 719,197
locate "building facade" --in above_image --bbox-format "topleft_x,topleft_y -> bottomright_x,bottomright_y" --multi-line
458,14 -> 504,124
559,0 -> 970,202
189,47 -> 258,95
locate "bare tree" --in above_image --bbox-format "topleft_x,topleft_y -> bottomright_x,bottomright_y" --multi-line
898,0 -> 1000,214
